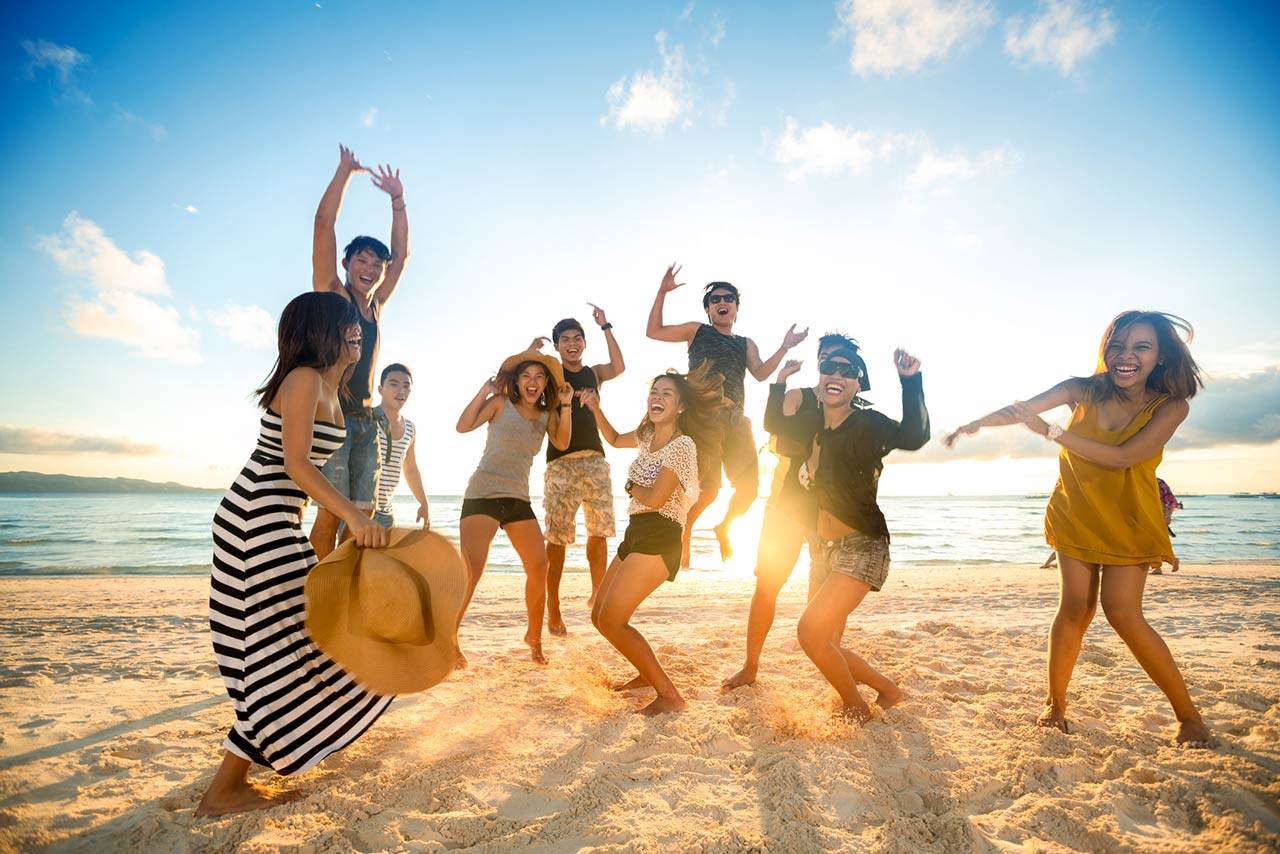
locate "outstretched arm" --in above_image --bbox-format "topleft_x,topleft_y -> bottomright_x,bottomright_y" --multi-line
647,264 -> 701,344
371,164 -> 409,306
588,303 -> 626,381
457,380 -> 504,433
402,435 -> 430,528
580,388 -> 637,448
888,349 -> 930,452
1013,397 -> 1189,471
944,378 -> 1083,448
747,325 -> 809,381
313,144 -> 367,293
762,360 -> 809,439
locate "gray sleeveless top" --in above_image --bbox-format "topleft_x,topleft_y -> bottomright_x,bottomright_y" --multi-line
464,399 -> 549,501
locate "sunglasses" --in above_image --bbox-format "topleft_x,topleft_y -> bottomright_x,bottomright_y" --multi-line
818,360 -> 861,379
708,294 -> 737,305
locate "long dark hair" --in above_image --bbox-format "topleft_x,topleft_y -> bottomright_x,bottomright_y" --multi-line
637,362 -> 726,457
1083,310 -> 1204,403
498,359 -> 561,411
255,292 -> 360,409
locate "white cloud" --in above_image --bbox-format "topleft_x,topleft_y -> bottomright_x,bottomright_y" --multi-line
362,106 -> 378,127
678,3 -> 695,22
208,304 -> 276,350
38,212 -> 169,295
837,0 -> 993,76
21,38 -> 91,104
1005,0 -> 1117,75
67,290 -> 200,364
602,31 -> 693,134
178,204 -> 199,214
774,117 -> 923,181
0,426 -> 163,456
709,12 -> 727,48
114,104 -> 167,140
905,145 -> 1014,190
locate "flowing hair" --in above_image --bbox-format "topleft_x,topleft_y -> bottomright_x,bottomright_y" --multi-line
1082,310 -> 1204,403
637,362 -> 727,456
255,292 -> 360,409
498,360 -> 560,411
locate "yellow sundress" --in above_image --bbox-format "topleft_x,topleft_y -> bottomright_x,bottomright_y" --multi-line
1044,393 -> 1175,568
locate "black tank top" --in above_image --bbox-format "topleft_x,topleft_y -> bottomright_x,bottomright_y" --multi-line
687,324 -> 747,409
343,290 -> 379,413
546,365 -> 606,462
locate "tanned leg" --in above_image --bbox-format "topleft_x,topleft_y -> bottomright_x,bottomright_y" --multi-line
456,514 -> 501,669
195,752 -> 300,818
592,553 -> 681,714
1039,555 -> 1100,733
310,508 -> 341,561
681,488 -> 718,569
506,519 -> 552,665
546,542 -> 569,636
796,575 -> 893,724
585,535 -> 608,608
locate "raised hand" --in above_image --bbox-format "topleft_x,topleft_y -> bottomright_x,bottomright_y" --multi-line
1011,401 -> 1050,437
371,164 -> 403,199
588,302 -> 609,328
942,422 -> 979,449
579,388 -> 601,412
659,263 -> 685,294
556,382 -> 574,406
338,144 -> 368,175
782,324 -> 809,350
482,376 -> 501,396
529,336 -> 550,351
778,359 -> 803,383
893,348 -> 921,377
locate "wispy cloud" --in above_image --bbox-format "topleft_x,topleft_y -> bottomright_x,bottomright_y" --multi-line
114,104 -> 166,140
20,38 -> 91,104
774,118 -> 916,181
1172,367 -> 1280,449
39,212 -> 200,363
174,204 -> 199,215
837,0 -> 993,76
602,31 -> 693,134
709,12 -> 727,48
207,304 -> 276,350
1005,0 -> 1117,75
0,425 -> 163,456
38,212 -> 168,295
362,106 -> 379,127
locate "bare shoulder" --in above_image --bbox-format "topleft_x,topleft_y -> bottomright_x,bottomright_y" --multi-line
280,366 -> 323,392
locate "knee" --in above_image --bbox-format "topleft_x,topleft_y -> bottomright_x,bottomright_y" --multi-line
526,556 -> 549,577
1056,601 -> 1095,630
796,615 -> 828,656
595,609 -> 626,638
1101,600 -> 1145,635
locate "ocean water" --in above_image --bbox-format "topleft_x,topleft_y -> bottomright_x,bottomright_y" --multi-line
0,492 -> 1276,578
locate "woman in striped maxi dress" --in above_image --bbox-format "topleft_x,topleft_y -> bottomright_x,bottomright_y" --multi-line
197,292 -> 392,817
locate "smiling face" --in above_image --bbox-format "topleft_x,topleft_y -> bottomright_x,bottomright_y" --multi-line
555,328 -> 586,368
817,354 -> 861,407
647,377 -> 682,427
704,286 -> 739,328
1104,320 -> 1160,391
515,364 -> 549,405
378,370 -> 412,412
339,324 -> 363,369
343,248 -> 389,298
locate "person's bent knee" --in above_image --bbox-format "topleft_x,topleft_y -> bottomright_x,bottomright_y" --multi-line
1056,602 -> 1094,628
1101,601 -> 1146,635
796,614 -> 829,656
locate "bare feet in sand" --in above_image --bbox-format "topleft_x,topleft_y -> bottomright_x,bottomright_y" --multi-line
195,782 -> 300,818
713,523 -> 733,560
1176,719 -> 1217,749
612,674 -> 650,692
721,666 -> 757,692
875,684 -> 904,710
548,617 -> 568,637
1149,567 -> 1164,575
640,694 -> 686,716
525,633 -> 548,665
837,703 -> 873,725
1036,704 -> 1069,733
454,646 -> 469,670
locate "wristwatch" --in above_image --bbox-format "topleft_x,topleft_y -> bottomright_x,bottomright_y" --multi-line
624,479 -> 635,495
1045,423 -> 1064,442
601,322 -> 613,331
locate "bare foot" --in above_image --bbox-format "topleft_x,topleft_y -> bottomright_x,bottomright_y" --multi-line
454,646 -> 469,670
1149,567 -> 1164,575
639,694 -> 686,716
721,666 -> 757,692
586,591 -> 597,608
875,684 -> 904,710
680,541 -> 691,570
548,617 -> 568,637
611,674 -> 650,692
1176,719 -> 1217,749
837,703 -> 873,726
194,782 -> 299,818
1172,558 -> 1180,572
1036,704 -> 1069,733
525,634 -> 548,665
713,523 -> 733,560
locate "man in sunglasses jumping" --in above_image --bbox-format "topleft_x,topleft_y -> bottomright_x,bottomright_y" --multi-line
646,263 -> 808,567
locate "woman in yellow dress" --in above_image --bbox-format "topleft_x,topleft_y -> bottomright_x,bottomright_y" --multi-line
945,310 -> 1213,748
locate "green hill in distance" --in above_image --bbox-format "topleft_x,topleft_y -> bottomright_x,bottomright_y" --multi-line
0,471 -> 218,494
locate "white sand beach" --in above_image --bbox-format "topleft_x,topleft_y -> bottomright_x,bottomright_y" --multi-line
1,563 -> 1278,853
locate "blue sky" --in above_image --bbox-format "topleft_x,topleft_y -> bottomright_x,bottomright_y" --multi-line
2,0 -> 1278,495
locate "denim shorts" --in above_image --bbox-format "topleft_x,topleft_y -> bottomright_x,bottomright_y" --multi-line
320,409 -> 382,510
810,530 -> 890,592
373,509 -> 395,529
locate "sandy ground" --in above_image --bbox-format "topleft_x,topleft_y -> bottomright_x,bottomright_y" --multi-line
1,563 -> 1278,853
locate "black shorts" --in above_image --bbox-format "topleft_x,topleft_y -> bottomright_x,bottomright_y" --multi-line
699,408 -> 760,492
460,497 -> 538,527
617,513 -> 683,582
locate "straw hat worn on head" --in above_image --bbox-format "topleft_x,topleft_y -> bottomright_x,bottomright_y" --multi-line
306,528 -> 467,696
499,349 -> 565,389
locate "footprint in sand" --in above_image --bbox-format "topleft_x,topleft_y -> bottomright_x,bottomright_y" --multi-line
18,718 -> 56,729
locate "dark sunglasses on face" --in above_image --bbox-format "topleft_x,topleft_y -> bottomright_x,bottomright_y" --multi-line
708,294 -> 737,305
819,360 -> 861,379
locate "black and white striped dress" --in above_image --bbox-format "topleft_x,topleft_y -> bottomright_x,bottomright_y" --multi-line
210,409 -> 393,775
